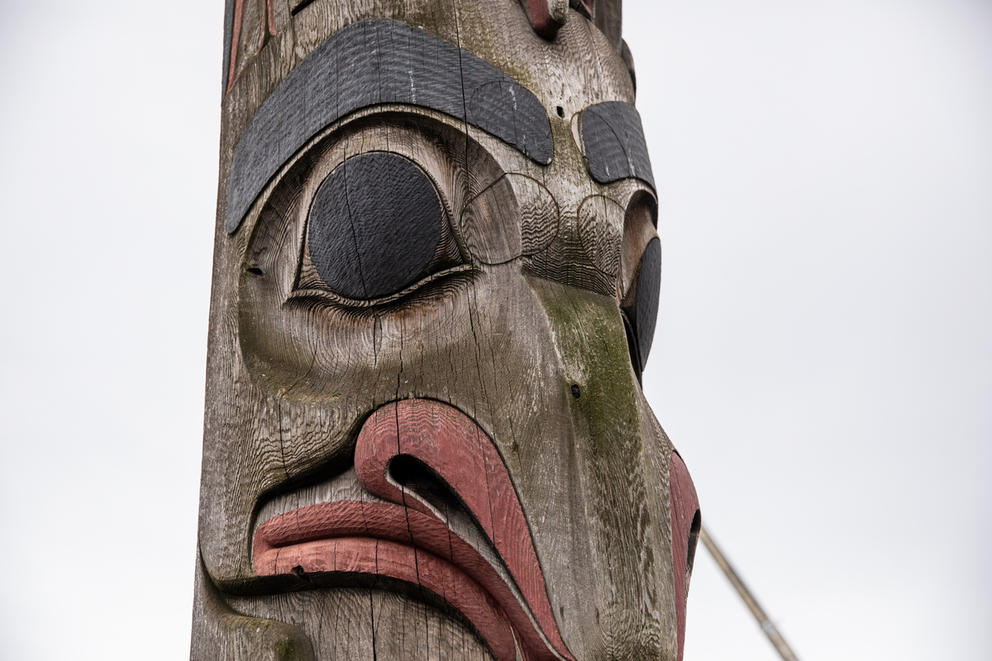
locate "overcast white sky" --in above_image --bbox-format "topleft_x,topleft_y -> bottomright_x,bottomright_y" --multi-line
1,1 -> 989,659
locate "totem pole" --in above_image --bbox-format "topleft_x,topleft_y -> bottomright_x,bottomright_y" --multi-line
192,1 -> 699,659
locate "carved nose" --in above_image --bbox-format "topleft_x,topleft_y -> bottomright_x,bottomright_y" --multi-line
354,398 -> 574,661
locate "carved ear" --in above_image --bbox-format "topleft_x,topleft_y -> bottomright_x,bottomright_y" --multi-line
518,0 -> 569,39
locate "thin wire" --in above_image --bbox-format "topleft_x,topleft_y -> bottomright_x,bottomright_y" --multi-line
699,525 -> 801,661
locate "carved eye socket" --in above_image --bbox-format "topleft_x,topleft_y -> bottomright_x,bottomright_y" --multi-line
306,152 -> 447,300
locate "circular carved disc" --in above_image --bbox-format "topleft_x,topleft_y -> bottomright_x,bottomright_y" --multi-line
308,153 -> 443,299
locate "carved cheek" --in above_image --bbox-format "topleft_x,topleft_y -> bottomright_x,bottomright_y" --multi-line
669,451 -> 700,661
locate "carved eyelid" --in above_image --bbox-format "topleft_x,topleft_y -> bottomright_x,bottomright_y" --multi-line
246,110 -> 562,308
288,264 -> 473,309
239,104 -> 506,244
292,170 -> 559,307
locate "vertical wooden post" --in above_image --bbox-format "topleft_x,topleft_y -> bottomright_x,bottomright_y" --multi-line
192,1 -> 701,659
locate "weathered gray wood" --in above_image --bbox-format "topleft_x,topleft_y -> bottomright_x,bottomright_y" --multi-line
227,589 -> 496,660
194,1 -> 699,659
191,554 -> 316,660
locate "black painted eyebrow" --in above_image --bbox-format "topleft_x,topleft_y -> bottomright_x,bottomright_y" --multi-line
226,18 -> 554,234
580,101 -> 655,190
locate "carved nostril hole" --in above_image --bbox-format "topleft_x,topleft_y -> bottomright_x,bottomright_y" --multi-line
571,384 -> 581,399
388,454 -> 464,515
246,265 -> 264,276
687,510 -> 701,576
556,105 -> 565,118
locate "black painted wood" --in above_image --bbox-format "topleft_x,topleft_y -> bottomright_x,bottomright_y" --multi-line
291,0 -> 316,15
307,153 -> 443,300
634,237 -> 661,370
580,101 -> 655,190
227,18 -> 554,233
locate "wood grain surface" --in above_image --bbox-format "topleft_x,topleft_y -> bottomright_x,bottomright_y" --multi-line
225,18 -> 553,232
194,1 -> 698,659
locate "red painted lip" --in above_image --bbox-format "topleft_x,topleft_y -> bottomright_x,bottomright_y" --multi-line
252,399 -> 573,661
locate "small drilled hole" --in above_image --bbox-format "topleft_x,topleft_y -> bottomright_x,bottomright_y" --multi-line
389,455 -> 464,514
556,106 -> 565,118
571,384 -> 581,399
246,265 -> 264,276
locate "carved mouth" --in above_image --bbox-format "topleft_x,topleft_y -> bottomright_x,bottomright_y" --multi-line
251,399 -> 574,661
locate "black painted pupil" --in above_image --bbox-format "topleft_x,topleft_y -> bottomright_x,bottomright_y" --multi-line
634,238 -> 661,370
308,152 -> 442,299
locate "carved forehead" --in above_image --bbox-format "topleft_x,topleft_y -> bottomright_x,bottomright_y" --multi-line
226,19 -> 552,234
223,0 -> 630,102
223,5 -> 645,234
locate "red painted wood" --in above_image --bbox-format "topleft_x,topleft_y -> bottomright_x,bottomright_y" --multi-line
226,0 -> 246,95
261,534 -> 517,660
256,501 -> 564,660
518,0 -> 565,39
226,1 -> 276,96
266,0 -> 277,37
353,399 -> 573,660
669,451 -> 699,661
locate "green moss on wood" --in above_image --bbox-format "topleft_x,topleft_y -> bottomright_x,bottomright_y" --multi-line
531,278 -> 642,459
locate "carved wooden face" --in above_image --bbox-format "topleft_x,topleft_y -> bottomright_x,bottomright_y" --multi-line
195,3 -> 698,660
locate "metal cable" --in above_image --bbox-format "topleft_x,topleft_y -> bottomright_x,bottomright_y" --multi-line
699,525 -> 801,661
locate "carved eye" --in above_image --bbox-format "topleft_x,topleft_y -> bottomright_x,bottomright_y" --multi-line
305,152 -> 450,300
620,192 -> 661,378
630,237 -> 661,369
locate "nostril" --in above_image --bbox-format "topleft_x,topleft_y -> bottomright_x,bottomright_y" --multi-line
687,510 -> 700,576
246,265 -> 264,276
388,454 -> 464,515
555,105 -> 565,118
